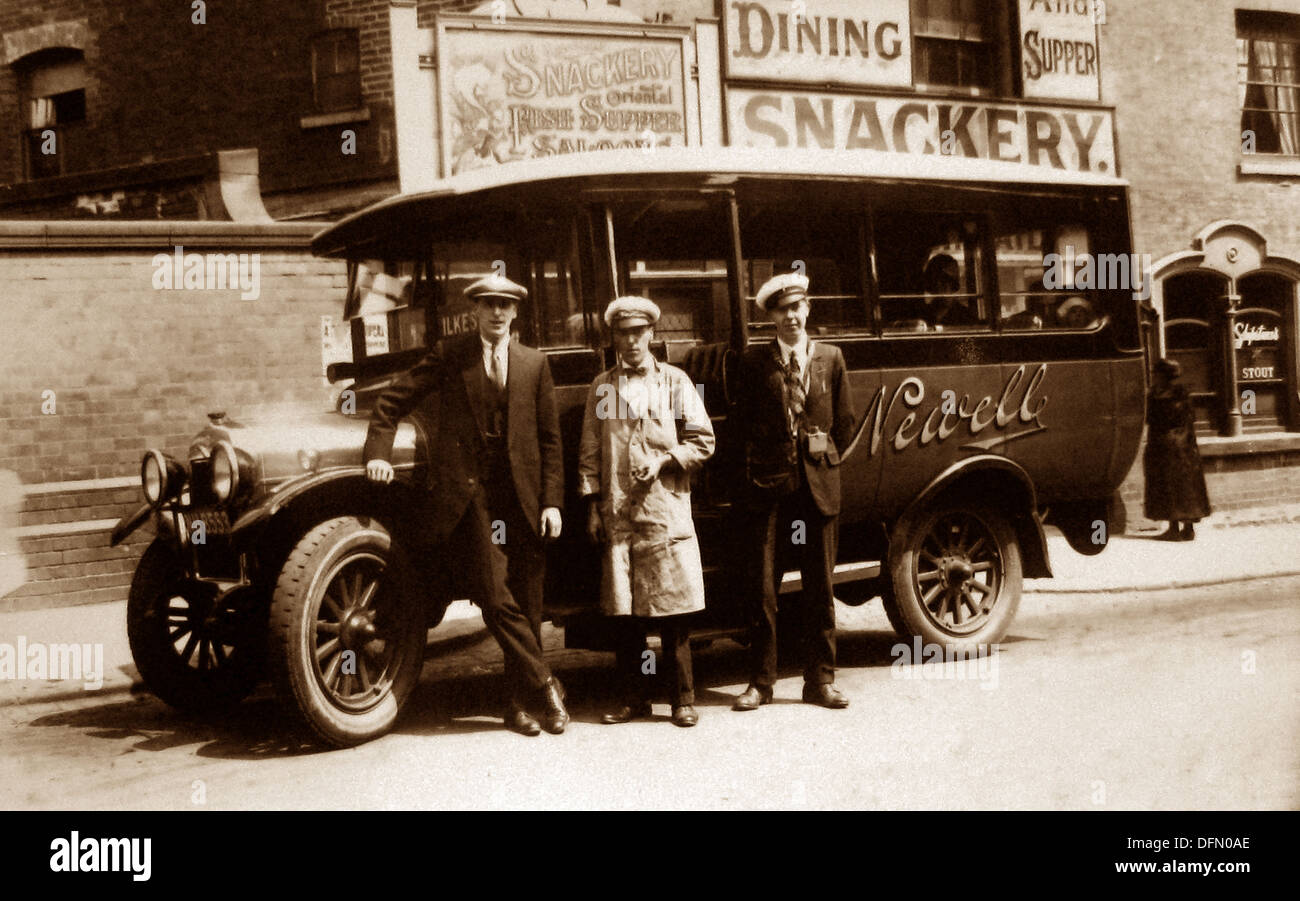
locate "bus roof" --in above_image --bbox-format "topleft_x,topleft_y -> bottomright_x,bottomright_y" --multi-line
312,147 -> 1128,256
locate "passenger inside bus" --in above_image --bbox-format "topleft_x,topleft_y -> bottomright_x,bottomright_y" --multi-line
922,254 -> 981,330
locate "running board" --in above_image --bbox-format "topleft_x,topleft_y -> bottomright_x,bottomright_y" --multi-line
778,560 -> 881,593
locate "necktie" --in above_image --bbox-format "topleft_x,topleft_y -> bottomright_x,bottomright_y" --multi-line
785,352 -> 805,432
489,348 -> 505,390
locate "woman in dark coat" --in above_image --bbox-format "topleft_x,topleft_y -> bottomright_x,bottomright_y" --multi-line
1144,358 -> 1211,540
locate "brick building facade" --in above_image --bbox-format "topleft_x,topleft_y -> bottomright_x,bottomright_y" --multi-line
1,0 -> 1297,609
1100,0 -> 1300,523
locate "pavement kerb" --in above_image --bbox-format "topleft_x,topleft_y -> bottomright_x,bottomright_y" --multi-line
1025,568 -> 1300,595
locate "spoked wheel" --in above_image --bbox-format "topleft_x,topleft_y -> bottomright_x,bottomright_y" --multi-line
270,517 -> 425,748
885,503 -> 1022,652
127,540 -> 265,711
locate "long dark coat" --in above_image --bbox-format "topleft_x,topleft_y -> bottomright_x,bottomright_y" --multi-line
1143,383 -> 1211,522
363,332 -> 564,543
735,340 -> 857,517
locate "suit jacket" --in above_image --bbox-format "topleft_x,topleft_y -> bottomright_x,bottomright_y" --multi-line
736,339 -> 856,517
363,331 -> 564,541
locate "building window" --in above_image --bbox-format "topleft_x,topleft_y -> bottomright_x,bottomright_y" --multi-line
16,49 -> 86,180
912,0 -> 999,94
1238,11 -> 1300,157
312,29 -> 361,113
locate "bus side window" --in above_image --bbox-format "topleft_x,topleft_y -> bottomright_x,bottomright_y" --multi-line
739,197 -> 869,336
996,223 -> 1099,331
874,211 -> 989,333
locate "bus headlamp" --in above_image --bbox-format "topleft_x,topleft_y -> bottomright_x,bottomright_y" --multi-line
211,441 -> 241,503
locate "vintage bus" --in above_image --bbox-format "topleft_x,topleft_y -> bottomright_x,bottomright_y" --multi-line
115,148 -> 1146,746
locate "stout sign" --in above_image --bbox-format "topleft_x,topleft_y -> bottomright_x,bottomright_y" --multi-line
1235,314 -> 1282,381
724,0 -> 912,87
727,88 -> 1117,174
1018,0 -> 1102,102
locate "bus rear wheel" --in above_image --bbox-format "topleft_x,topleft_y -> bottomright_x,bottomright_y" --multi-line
884,503 -> 1022,653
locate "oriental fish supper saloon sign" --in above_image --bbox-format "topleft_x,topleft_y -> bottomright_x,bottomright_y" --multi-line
436,20 -> 690,176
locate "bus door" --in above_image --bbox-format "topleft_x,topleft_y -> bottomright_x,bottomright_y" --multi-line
988,198 -> 1137,505
584,190 -> 740,597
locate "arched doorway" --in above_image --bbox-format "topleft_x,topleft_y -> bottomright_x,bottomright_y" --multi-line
1151,222 -> 1300,436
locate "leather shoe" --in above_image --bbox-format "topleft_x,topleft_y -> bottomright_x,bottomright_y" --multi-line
802,682 -> 849,709
601,700 -> 652,724
1180,523 -> 1196,541
1156,524 -> 1182,541
540,677 -> 570,734
506,701 -> 541,736
732,684 -> 774,711
671,705 -> 699,727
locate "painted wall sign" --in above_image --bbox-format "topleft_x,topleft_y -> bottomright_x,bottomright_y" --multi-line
727,87 -> 1116,174
1018,0 -> 1102,102
437,24 -> 689,176
723,0 -> 911,87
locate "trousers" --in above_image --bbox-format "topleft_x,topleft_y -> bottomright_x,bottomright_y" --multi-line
745,480 -> 837,688
446,462 -> 549,699
611,615 -> 695,706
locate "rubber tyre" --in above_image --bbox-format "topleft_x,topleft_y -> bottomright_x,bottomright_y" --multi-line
884,503 -> 1023,653
269,517 -> 425,748
126,540 -> 265,711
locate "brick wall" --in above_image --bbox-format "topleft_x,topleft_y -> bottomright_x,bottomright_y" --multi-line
0,0 -> 395,210
1101,0 -> 1300,265
1117,437 -> 1300,531
0,221 -> 345,611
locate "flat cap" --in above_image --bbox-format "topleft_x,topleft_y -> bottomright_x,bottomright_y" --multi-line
604,295 -> 661,328
755,272 -> 809,312
465,273 -> 527,303
1154,357 -> 1182,378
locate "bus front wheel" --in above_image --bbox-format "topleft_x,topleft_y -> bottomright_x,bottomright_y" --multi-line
269,517 -> 426,748
884,503 -> 1022,653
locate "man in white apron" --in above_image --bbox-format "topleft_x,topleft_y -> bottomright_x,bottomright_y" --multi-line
578,297 -> 716,727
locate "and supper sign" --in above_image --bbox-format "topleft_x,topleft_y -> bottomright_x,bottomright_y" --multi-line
1018,0 -> 1103,102
727,87 -> 1116,174
436,22 -> 690,176
723,0 -> 912,87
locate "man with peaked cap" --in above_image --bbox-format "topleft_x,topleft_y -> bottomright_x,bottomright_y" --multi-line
732,272 -> 857,712
363,272 -> 569,736
579,296 -> 715,727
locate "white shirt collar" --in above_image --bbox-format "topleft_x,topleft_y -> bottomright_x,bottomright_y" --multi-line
776,334 -> 810,368
481,333 -> 510,356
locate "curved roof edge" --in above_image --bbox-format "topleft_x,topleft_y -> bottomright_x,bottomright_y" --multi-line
314,147 -> 1127,252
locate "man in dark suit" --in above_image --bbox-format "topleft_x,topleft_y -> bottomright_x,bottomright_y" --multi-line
363,274 -> 569,736
733,273 -> 857,711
